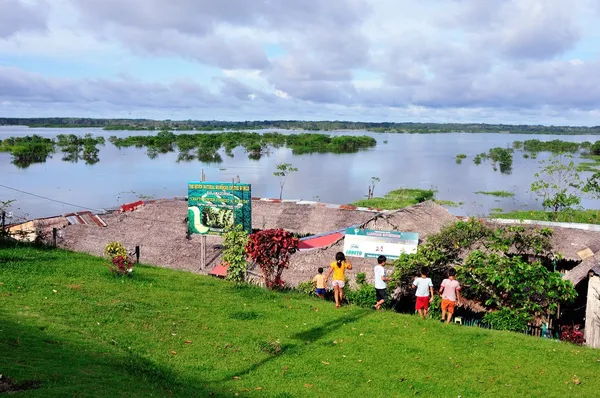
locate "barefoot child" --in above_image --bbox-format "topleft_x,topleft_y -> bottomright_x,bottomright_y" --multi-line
412,267 -> 434,319
374,255 -> 392,311
313,267 -> 326,298
439,269 -> 461,324
326,252 -> 352,308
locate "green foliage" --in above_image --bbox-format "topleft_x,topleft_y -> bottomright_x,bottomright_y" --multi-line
456,154 -> 467,159
296,280 -> 316,296
491,209 -> 600,225
392,218 -> 575,323
351,188 -> 438,210
531,155 -> 582,219
355,272 -> 367,285
428,295 -> 443,320
474,190 -> 515,198
104,241 -> 127,259
109,131 -> 376,162
222,224 -> 249,285
520,139 -> 582,153
457,252 -> 575,318
273,163 -> 298,200
345,284 -> 377,308
483,308 -> 532,332
1,135 -> 55,168
591,140 -> 600,156
473,147 -> 513,173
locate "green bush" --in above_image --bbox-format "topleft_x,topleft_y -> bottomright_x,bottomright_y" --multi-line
346,284 -> 377,308
222,225 -> 248,285
104,241 -> 127,259
355,272 -> 367,285
296,280 -> 315,296
483,308 -> 531,332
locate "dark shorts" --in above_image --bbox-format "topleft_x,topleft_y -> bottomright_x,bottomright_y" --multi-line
316,288 -> 326,295
376,288 -> 387,302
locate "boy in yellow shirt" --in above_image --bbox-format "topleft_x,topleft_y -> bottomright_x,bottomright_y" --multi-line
313,267 -> 326,298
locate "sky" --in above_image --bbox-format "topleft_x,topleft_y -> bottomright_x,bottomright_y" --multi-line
1,0 -> 600,125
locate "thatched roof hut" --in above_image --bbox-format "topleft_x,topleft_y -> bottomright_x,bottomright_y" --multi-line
487,219 -> 600,286
287,201 -> 458,285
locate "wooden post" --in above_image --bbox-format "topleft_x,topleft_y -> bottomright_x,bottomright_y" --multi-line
1,211 -> 5,233
200,169 -> 206,270
135,246 -> 140,264
584,276 -> 600,348
52,228 -> 57,247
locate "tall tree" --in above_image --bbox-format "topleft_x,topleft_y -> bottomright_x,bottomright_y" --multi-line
530,155 -> 582,220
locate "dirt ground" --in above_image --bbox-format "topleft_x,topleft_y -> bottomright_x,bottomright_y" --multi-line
57,199 -> 378,285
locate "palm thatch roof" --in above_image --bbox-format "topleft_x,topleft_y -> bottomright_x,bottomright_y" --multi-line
486,220 -> 600,286
251,200 -> 375,235
287,201 -> 458,285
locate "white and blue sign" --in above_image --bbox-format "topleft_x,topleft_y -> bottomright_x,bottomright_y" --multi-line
343,228 -> 419,259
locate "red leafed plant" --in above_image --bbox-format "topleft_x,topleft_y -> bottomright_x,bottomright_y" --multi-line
245,229 -> 299,289
560,324 -> 585,345
109,255 -> 135,277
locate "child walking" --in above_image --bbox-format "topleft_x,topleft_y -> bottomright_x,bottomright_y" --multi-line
439,269 -> 461,324
412,267 -> 434,319
313,267 -> 326,298
374,255 -> 392,311
326,252 -> 352,308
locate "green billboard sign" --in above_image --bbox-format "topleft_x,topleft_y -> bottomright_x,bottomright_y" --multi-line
187,182 -> 252,235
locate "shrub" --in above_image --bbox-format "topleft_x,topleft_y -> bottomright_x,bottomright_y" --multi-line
355,272 -> 367,285
346,284 -> 377,308
560,324 -> 585,345
296,280 -> 315,296
104,242 -> 127,259
482,308 -> 531,332
104,242 -> 134,277
108,255 -> 135,277
222,225 -> 248,285
245,229 -> 299,289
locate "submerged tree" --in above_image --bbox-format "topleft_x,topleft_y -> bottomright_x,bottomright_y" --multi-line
273,163 -> 298,200
530,155 -> 582,220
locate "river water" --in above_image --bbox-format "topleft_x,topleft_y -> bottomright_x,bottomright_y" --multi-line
1,126 -> 598,220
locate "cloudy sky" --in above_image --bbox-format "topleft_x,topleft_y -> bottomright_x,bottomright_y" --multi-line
1,0 -> 600,124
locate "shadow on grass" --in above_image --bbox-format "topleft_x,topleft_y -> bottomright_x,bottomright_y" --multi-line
218,310 -> 371,382
0,316 -> 227,397
290,311 -> 370,343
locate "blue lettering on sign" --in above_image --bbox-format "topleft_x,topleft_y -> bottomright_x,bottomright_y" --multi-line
346,250 -> 363,256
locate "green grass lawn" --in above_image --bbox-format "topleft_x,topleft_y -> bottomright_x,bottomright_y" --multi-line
491,209 -> 600,225
351,188 -> 461,210
2,243 -> 600,397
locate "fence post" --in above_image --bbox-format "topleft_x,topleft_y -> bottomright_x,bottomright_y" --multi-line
135,246 -> 140,264
1,211 -> 5,233
52,228 -> 57,247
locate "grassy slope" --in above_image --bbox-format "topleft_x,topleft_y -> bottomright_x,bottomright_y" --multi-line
2,244 -> 600,397
491,209 -> 600,225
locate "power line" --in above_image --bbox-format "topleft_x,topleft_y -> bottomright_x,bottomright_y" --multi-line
0,183 -> 186,225
0,183 -> 105,212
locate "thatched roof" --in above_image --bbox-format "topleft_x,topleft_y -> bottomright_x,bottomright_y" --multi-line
487,219 -> 600,286
251,200 -> 375,235
362,200 -> 458,242
287,201 -> 458,285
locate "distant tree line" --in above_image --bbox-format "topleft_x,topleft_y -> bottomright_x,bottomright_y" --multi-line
2,118 -> 600,135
